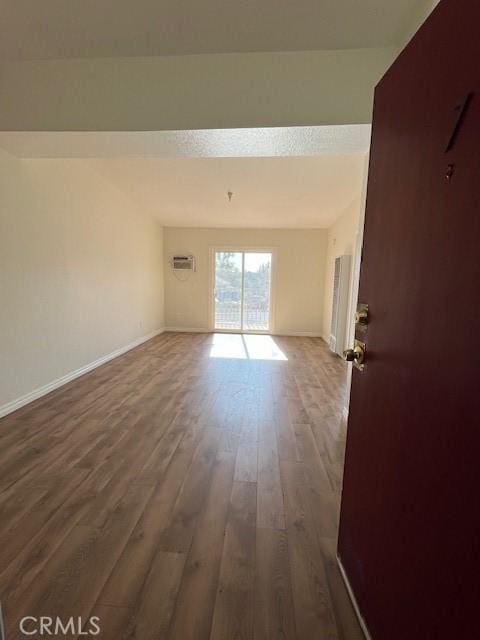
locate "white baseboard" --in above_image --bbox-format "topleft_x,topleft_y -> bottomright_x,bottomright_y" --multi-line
0,328 -> 165,420
164,327 -> 323,337
336,554 -> 372,640
272,331 -> 323,337
164,326 -> 210,333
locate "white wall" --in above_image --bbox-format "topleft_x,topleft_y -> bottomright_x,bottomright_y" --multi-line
400,0 -> 442,48
0,48 -> 396,131
322,198 -> 363,345
164,227 -> 327,335
0,149 -> 164,412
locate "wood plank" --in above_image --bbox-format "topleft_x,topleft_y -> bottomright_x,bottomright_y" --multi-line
234,443 -> 258,482
256,422 -> 285,530
167,451 -> 236,640
94,426 -> 199,608
158,427 -> 220,552
4,484 -> 153,638
126,551 -> 186,639
280,459 -> 339,640
209,481 -> 257,640
91,552 -> 186,640
0,466 -> 92,580
275,402 -> 302,463
255,527 -> 297,640
294,422 -> 332,491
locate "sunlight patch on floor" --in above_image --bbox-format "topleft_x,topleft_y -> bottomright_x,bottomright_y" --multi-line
209,333 -> 288,361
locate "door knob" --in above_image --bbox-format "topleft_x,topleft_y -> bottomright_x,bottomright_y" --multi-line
343,347 -> 360,361
343,340 -> 366,371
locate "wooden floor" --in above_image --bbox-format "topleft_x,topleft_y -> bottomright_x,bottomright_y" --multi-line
0,332 -> 363,639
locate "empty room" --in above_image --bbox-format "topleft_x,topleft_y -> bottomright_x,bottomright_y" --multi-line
0,1 -> 478,639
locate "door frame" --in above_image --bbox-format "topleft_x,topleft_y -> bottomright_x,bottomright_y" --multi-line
343,152 -> 370,419
208,245 -> 277,334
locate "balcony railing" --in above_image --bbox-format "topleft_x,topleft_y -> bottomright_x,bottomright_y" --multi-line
215,301 -> 269,331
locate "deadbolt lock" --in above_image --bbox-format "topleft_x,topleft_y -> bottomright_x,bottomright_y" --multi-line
355,303 -> 369,328
343,339 -> 366,371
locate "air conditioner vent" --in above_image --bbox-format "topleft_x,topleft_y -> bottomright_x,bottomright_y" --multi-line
172,255 -> 195,271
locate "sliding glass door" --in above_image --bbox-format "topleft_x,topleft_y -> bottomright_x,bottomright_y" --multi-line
243,252 -> 272,331
214,251 -> 243,330
214,250 -> 272,332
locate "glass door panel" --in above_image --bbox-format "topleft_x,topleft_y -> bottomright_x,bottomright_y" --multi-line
243,252 -> 272,331
214,250 -> 272,332
214,251 -> 243,330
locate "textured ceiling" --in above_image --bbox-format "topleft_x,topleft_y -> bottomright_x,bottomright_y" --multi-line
83,155 -> 367,228
0,128 -> 367,229
0,126 -> 371,159
0,0 -> 427,60
0,125 -> 370,228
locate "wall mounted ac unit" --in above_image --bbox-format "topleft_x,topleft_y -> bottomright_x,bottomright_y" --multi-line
329,254 -> 351,356
171,255 -> 195,271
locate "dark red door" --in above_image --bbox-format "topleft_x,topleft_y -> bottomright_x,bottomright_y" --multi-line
338,1 -> 480,638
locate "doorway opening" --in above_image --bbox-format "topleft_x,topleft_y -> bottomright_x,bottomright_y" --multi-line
213,250 -> 273,333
